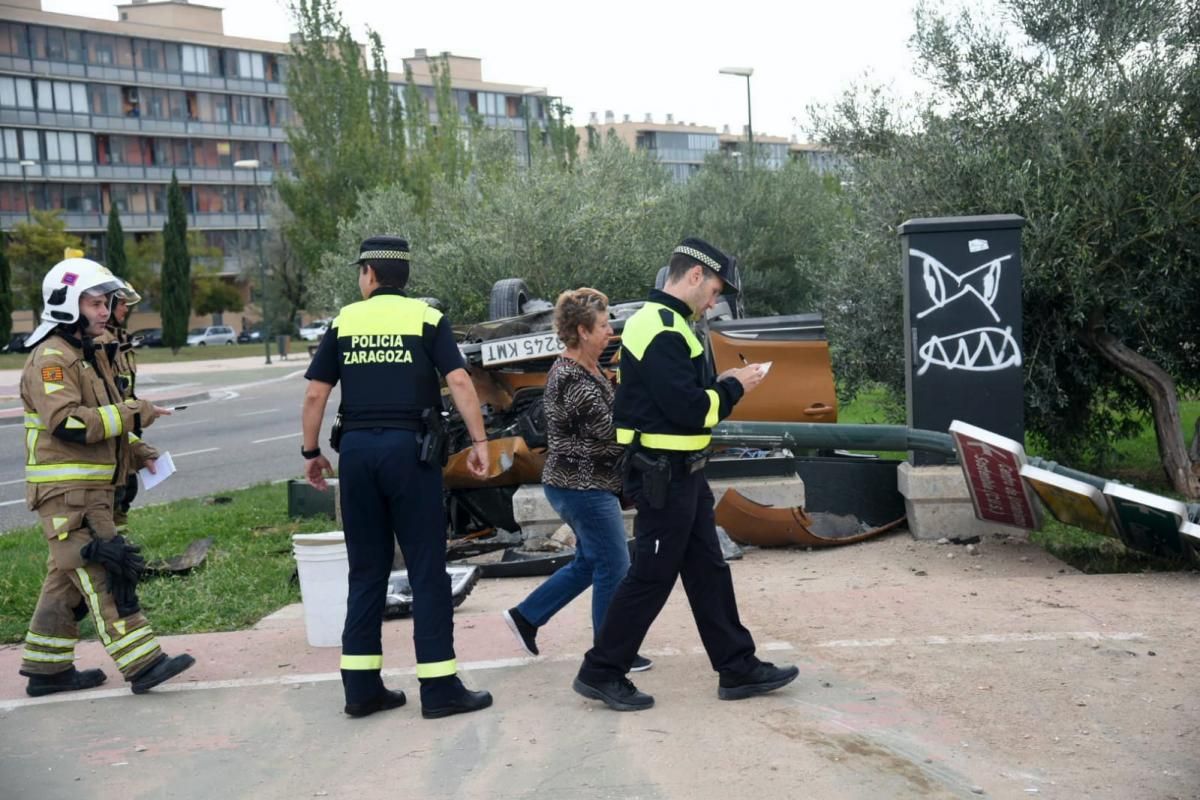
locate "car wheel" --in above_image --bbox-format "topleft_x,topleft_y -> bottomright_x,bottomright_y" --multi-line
198,342 -> 206,346
488,278 -> 530,320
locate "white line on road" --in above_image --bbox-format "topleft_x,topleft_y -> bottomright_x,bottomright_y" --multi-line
174,447 -> 220,457
252,432 -> 301,444
0,478 -> 24,486
236,408 -> 279,417
813,631 -> 1145,648
0,498 -> 26,507
155,418 -> 210,430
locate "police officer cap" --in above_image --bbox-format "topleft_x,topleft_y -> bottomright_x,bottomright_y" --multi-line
673,237 -> 739,294
350,235 -> 410,267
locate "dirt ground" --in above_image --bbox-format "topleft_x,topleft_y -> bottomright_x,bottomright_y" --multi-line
0,530 -> 1197,799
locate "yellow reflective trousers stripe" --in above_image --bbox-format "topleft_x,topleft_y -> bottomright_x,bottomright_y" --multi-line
115,638 -> 162,670
22,648 -> 75,663
76,568 -> 112,646
26,630 -> 78,649
26,463 -> 115,483
415,659 -> 457,679
341,654 -> 383,670
105,625 -> 154,656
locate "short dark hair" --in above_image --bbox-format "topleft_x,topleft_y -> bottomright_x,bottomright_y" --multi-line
667,252 -> 717,284
363,261 -> 409,289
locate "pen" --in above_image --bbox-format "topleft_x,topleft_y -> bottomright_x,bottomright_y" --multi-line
738,352 -> 749,366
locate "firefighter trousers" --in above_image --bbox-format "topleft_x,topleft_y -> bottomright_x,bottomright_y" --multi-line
337,429 -> 456,706
20,488 -> 163,680
579,467 -> 760,684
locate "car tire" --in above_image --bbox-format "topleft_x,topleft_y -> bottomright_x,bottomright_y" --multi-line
488,278 -> 530,320
198,342 -> 206,346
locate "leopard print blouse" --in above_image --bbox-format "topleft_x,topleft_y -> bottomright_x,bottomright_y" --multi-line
541,356 -> 623,493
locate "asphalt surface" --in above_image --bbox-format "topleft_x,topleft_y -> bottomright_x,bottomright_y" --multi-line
0,365 -> 338,532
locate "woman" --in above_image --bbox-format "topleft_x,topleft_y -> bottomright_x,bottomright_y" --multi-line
503,288 -> 651,672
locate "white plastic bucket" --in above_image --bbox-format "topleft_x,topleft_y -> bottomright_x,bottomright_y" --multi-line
292,531 -> 348,647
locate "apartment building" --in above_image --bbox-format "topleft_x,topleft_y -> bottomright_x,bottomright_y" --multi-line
0,0 -> 550,276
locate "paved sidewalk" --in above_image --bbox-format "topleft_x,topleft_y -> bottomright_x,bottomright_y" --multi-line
0,534 -> 1196,799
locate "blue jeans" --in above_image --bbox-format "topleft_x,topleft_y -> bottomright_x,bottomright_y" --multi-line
516,485 -> 630,636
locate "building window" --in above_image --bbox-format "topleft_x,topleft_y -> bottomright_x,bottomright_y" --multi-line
44,131 -> 92,163
0,22 -> 29,58
1,128 -> 19,160
135,39 -> 166,71
0,76 -> 35,109
21,129 -> 39,160
182,45 -> 214,74
89,84 -> 122,117
235,51 -> 265,80
87,34 -> 133,68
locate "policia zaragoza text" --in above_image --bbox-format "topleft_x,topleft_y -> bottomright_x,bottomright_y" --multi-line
341,335 -> 414,365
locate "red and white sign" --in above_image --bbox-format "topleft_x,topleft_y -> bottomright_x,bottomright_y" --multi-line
950,420 -> 1042,530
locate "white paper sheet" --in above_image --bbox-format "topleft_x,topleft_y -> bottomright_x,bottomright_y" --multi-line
138,451 -> 176,491
757,361 -> 773,377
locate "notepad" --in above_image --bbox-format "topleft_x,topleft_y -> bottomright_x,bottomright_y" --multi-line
757,361 -> 773,377
139,451 -> 176,491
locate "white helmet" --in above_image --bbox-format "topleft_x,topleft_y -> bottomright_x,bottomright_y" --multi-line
115,278 -> 142,306
26,258 -> 125,347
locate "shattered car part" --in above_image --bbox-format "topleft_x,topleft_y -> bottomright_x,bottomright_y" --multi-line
384,565 -> 481,618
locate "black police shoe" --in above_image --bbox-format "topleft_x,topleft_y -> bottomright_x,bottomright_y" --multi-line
502,608 -> 539,656
131,653 -> 196,694
717,662 -> 800,701
629,655 -> 653,673
572,675 -> 654,711
344,688 -> 407,718
24,667 -> 107,697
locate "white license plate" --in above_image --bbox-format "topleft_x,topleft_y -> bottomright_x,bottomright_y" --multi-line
481,331 -> 565,366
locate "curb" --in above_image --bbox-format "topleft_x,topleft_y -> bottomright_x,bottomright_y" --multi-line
0,390 -> 213,427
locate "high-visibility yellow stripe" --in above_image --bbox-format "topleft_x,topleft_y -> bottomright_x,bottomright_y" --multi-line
26,463 -> 115,483
42,347 -> 63,356
340,654 -> 383,670
65,417 -> 86,429
638,432 -> 711,451
621,302 -> 704,360
105,625 -> 154,656
26,631 -> 78,649
26,429 -> 38,466
22,648 -> 75,663
115,638 -> 161,670
703,389 -> 720,428
23,412 -> 46,429
415,658 -> 457,679
44,382 -> 65,395
75,568 -> 112,646
128,432 -> 141,444
98,404 -> 123,439
335,295 -> 427,337
616,428 -> 636,444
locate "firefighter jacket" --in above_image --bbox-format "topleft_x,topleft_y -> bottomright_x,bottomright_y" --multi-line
21,332 -> 161,509
96,328 -> 159,479
304,287 -> 466,431
612,290 -> 744,453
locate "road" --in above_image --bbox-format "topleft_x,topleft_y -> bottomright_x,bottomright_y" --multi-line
0,368 -> 338,533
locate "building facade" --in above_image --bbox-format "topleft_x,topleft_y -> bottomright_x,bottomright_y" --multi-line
0,0 -> 549,278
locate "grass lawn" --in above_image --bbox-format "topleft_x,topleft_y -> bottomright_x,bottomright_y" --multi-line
0,482 -> 335,644
837,386 -> 1199,574
0,342 -> 285,370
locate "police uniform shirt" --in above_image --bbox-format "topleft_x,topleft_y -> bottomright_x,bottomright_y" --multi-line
304,287 -> 465,425
613,289 -> 744,452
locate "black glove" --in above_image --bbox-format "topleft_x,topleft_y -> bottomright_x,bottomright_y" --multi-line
80,535 -> 146,583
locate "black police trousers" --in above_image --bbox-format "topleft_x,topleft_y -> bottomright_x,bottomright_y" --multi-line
578,463 -> 760,684
338,428 -> 456,705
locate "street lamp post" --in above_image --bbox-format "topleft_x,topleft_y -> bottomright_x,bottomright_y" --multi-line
718,67 -> 754,167
18,159 -> 35,223
234,159 -> 270,364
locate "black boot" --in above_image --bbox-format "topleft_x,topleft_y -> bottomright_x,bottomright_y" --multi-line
130,653 -> 196,694
572,674 -> 654,711
420,676 -> 493,719
717,662 -> 799,701
344,688 -> 407,718
23,667 -> 107,697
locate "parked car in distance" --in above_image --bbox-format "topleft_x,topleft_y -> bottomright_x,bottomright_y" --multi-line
2,332 -> 30,354
186,325 -> 237,346
130,327 -> 164,348
298,318 -> 331,341
237,326 -> 263,344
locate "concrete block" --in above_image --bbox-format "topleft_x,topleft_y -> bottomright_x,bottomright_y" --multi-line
511,475 -> 807,540
897,462 -> 1023,540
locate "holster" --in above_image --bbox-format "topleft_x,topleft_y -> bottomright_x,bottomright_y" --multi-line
329,413 -> 344,453
417,407 -> 449,467
630,451 -> 670,510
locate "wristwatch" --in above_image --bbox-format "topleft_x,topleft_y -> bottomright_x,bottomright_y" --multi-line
301,445 -> 321,459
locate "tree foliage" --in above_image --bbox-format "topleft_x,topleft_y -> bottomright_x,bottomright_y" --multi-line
161,172 -> 191,353
0,228 -> 11,345
5,210 -> 83,316
105,205 -> 127,280
814,0 -> 1200,494
193,277 -> 245,318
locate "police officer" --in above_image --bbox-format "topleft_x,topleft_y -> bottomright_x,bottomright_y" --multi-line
302,236 -> 494,719
19,258 -> 194,696
573,237 -> 800,711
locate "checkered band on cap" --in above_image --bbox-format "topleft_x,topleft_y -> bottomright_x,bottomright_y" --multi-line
358,249 -> 410,261
673,245 -> 721,273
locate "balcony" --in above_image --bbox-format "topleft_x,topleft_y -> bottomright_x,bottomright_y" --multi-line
0,209 -> 271,232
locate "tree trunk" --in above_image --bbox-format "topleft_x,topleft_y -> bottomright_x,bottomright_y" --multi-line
1190,415 -> 1200,465
1086,315 -> 1200,499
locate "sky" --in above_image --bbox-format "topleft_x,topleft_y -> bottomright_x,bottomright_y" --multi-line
43,0 -> 931,141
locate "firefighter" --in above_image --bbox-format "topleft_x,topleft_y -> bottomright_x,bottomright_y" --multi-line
18,258 -> 194,696
97,279 -> 156,527
302,236 -> 494,719
573,237 -> 799,711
